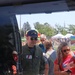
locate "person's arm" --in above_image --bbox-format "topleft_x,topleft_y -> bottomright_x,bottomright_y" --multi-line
54,63 -> 71,75
44,56 -> 49,75
44,63 -> 49,75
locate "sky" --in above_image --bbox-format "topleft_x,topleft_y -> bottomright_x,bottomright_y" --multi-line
16,11 -> 75,29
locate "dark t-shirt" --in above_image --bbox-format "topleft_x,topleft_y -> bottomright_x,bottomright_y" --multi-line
39,43 -> 46,53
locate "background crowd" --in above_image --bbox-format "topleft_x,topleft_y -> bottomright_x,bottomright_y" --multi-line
21,29 -> 75,75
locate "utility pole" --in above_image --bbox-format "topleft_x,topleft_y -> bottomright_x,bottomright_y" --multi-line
20,15 -> 21,35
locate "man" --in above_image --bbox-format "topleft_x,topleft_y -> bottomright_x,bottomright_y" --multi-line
21,30 -> 46,75
39,34 -> 47,53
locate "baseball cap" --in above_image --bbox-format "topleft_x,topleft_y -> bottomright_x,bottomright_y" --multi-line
26,30 -> 38,37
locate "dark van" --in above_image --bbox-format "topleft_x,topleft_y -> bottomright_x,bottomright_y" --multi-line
0,14 -> 22,75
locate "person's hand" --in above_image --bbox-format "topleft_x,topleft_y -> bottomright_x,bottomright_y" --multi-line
64,65 -> 70,71
69,61 -> 75,68
13,71 -> 17,75
12,65 -> 17,75
65,70 -> 72,75
64,61 -> 74,71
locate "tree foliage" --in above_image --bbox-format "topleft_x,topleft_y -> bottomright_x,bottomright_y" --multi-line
55,24 -> 67,35
20,22 -> 75,38
20,22 -> 31,37
68,25 -> 75,34
20,28 -> 24,37
34,22 -> 55,38
23,22 -> 31,34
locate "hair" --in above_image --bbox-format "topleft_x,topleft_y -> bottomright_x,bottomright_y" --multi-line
57,42 -> 69,65
44,40 -> 52,51
40,34 -> 46,39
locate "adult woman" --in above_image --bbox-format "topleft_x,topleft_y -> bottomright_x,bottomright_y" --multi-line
54,42 -> 75,75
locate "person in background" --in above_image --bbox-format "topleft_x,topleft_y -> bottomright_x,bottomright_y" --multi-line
36,33 -> 41,45
54,42 -> 75,75
12,50 -> 18,75
21,30 -> 46,75
39,34 -> 47,53
44,40 -> 57,75
36,33 -> 49,75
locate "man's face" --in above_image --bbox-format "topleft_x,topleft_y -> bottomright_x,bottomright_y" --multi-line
27,36 -> 38,47
40,38 -> 46,44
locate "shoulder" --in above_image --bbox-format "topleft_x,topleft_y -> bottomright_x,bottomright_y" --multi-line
39,43 -> 43,46
36,45 -> 42,50
53,50 -> 57,53
70,51 -> 75,56
43,56 -> 48,64
22,44 -> 27,48
22,43 -> 28,47
22,44 -> 28,52
35,45 -> 43,55
39,43 -> 44,48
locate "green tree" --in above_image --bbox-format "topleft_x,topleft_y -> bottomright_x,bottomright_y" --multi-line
23,22 -> 31,34
34,22 -> 55,38
55,24 -> 67,35
68,24 -> 75,34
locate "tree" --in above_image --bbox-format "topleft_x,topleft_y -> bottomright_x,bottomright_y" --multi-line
20,28 -> 24,37
23,22 -> 31,35
55,24 -> 67,35
68,24 -> 75,34
34,22 -> 55,38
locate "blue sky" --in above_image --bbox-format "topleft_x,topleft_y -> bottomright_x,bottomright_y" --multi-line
16,11 -> 75,29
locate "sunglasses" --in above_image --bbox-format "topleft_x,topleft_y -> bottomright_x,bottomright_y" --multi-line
62,49 -> 70,52
30,37 -> 37,41
41,39 -> 45,41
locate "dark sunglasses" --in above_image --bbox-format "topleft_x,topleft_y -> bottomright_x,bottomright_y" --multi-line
62,49 -> 70,52
30,37 -> 37,41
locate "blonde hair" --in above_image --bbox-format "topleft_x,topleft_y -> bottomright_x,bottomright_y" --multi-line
40,34 -> 46,39
57,42 -> 69,65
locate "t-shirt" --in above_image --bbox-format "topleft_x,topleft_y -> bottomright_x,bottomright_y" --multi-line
45,50 -> 57,75
39,43 -> 46,53
54,53 -> 75,75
